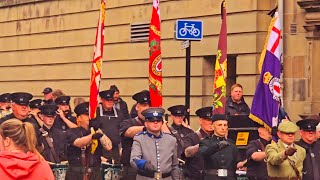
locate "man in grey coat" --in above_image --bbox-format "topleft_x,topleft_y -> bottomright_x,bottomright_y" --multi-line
130,107 -> 180,180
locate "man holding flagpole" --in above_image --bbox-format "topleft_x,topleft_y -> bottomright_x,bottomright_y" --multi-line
198,1 -> 240,179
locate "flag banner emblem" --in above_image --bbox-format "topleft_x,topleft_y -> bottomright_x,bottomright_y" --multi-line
249,12 -> 281,131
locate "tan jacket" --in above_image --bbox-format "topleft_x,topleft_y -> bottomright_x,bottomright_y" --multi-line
266,140 -> 306,178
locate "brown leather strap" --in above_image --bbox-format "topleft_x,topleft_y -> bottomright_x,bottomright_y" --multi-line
287,158 -> 301,180
196,130 -> 203,141
168,125 -> 185,148
39,127 -> 60,163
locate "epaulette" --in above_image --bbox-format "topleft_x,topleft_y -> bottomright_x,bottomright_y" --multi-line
135,131 -> 147,136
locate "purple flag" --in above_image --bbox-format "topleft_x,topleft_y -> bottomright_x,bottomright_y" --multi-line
249,12 -> 281,132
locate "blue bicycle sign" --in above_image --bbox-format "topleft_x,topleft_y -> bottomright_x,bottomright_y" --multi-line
176,20 -> 203,41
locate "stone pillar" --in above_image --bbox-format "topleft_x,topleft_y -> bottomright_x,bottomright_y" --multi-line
297,0 -> 320,115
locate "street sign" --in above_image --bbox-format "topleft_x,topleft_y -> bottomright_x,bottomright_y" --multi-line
181,40 -> 190,49
176,19 -> 203,41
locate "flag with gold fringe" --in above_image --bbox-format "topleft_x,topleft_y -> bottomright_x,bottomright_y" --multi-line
249,11 -> 281,132
148,0 -> 162,107
213,0 -> 227,114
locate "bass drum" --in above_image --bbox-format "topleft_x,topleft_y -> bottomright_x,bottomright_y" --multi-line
50,163 -> 68,180
101,162 -> 123,180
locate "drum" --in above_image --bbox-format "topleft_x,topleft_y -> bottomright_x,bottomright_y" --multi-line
50,163 -> 68,180
101,162 -> 123,180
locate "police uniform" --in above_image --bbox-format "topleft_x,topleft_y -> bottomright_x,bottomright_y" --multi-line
65,102 -> 103,180
0,92 -> 38,127
0,93 -> 12,118
182,107 -> 213,180
38,104 -> 66,163
295,118 -> 320,180
42,87 -> 55,105
30,99 -> 43,109
92,89 -> 124,163
266,121 -> 306,179
199,114 -> 239,180
53,96 -> 76,132
110,85 -> 130,119
246,136 -> 271,180
120,90 -> 150,180
167,105 -> 194,158
130,107 -> 179,180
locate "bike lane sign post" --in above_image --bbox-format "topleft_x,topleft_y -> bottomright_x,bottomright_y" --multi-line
175,20 -> 203,124
176,20 -> 203,40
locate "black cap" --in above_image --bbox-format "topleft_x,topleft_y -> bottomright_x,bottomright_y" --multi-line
39,104 -> 58,117
0,93 -> 11,103
29,99 -> 43,109
109,85 -> 119,92
168,105 -> 186,116
42,87 -> 53,94
10,92 -> 33,105
195,106 -> 213,120
55,96 -> 71,105
74,102 -> 89,116
132,90 -> 150,104
296,119 -> 319,131
142,107 -> 165,122
212,114 -> 228,122
99,90 -> 115,100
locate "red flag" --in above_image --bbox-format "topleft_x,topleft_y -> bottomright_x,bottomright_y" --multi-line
148,0 -> 162,107
89,0 -> 106,119
213,0 -> 227,114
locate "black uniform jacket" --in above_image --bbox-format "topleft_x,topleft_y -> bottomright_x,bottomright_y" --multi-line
296,139 -> 320,180
66,127 -> 103,167
199,135 -> 239,180
53,112 -> 76,132
119,117 -> 144,166
182,129 -> 210,180
39,125 -> 66,163
246,138 -> 270,180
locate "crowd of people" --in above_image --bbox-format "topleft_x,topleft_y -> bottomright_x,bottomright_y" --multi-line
0,84 -> 319,180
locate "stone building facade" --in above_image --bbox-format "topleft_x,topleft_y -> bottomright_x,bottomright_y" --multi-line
0,0 -> 318,128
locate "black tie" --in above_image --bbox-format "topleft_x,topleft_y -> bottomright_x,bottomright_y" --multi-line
309,146 -> 320,180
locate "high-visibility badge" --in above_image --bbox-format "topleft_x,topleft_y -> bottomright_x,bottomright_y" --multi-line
235,132 -> 249,146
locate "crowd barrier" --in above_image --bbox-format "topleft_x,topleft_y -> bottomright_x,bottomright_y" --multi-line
50,163 -> 123,180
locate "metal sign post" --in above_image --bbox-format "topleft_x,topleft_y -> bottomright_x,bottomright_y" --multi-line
176,20 -> 203,124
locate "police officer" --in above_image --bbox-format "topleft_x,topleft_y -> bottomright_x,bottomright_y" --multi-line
29,99 -> 43,128
266,121 -> 306,179
110,85 -> 129,119
0,92 -> 38,126
54,95 -> 77,132
182,107 -> 214,180
38,104 -> 66,163
296,116 -> 320,180
65,102 -> 111,180
42,87 -> 54,105
130,107 -> 179,180
167,105 -> 194,157
245,126 -> 272,180
92,89 -> 125,164
119,90 -> 150,180
0,92 -> 43,151
0,93 -> 12,118
199,114 -> 239,180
